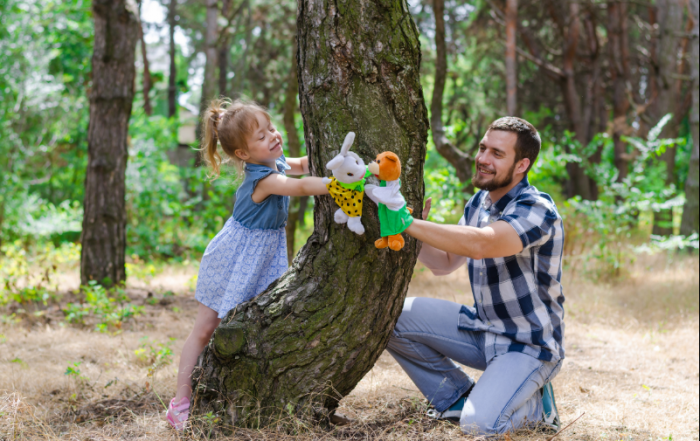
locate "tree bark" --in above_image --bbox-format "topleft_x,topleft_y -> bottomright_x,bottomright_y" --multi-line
219,0 -> 232,97
283,40 -> 306,263
137,0 -> 152,116
681,0 -> 699,235
652,0 -> 684,236
505,0 -> 518,116
80,0 -> 139,287
431,0 -> 474,187
607,1 -> 631,182
190,0 -> 428,428
199,0 -> 219,115
168,0 -> 177,118
559,1 -> 595,200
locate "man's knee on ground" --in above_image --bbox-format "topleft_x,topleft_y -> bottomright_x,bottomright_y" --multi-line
459,403 -> 510,436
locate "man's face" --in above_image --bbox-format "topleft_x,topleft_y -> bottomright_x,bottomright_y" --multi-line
472,130 -> 520,192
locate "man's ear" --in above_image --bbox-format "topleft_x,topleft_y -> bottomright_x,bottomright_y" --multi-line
516,158 -> 530,175
234,149 -> 250,161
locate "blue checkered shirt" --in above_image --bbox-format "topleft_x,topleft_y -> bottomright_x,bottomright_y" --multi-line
458,177 -> 565,363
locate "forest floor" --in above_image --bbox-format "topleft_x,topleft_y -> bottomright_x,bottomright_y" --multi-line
0,253 -> 698,440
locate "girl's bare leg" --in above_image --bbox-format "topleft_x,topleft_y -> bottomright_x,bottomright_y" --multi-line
174,303 -> 221,401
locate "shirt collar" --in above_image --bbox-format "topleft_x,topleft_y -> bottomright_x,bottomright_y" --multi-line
483,176 -> 530,213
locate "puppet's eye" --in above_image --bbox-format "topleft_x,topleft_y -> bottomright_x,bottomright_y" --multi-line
377,160 -> 381,163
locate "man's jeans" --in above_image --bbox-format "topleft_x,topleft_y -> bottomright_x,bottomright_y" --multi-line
386,297 -> 562,436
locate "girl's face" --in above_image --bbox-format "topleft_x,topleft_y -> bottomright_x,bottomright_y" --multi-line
236,111 -> 283,166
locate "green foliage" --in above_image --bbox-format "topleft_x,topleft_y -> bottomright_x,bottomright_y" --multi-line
64,361 -> 85,379
0,241 -> 79,306
134,336 -> 175,377
63,281 -> 144,332
555,117 -> 693,278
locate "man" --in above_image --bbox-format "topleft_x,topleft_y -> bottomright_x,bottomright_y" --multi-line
390,117 -> 565,435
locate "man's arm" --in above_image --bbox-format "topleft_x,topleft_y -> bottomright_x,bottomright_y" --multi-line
407,218 -> 524,261
418,243 -> 467,276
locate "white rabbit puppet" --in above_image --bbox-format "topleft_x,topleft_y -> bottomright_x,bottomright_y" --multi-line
322,132 -> 371,235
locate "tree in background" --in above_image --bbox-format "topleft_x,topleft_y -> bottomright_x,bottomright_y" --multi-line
80,0 -> 139,287
190,0 -> 429,426
505,0 -> 518,116
430,0 -> 475,191
651,0 -> 688,235
168,0 -> 177,118
681,0 -> 699,236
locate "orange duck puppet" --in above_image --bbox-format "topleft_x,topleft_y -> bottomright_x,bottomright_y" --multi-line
365,152 -> 414,251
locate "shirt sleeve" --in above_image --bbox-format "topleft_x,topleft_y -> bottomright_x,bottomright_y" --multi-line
276,154 -> 292,173
500,194 -> 559,250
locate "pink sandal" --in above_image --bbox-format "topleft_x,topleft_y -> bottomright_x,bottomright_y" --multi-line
166,396 -> 190,430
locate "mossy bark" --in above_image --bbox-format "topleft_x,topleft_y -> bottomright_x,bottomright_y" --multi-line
190,0 -> 428,428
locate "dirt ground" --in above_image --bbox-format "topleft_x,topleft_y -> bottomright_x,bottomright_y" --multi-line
1,254 -> 698,440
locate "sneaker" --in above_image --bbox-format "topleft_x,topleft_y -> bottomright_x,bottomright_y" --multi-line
166,396 -> 190,430
427,385 -> 474,424
540,382 -> 561,432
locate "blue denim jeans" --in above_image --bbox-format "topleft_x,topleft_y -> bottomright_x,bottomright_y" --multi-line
387,297 -> 562,436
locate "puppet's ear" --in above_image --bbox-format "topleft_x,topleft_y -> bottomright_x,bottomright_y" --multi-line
326,155 -> 344,170
340,132 -> 356,156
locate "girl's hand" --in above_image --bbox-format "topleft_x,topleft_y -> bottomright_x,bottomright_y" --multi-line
422,197 -> 432,220
253,174 -> 329,203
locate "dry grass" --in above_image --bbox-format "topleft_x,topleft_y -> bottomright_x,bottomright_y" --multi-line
1,254 -> 698,440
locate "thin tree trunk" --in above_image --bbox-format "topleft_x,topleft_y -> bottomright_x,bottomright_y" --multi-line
652,0 -> 684,236
191,0 -> 428,428
608,1 -> 631,182
681,0 -> 699,235
283,40 -> 306,263
431,0 -> 474,187
505,0 -> 518,116
559,1 -> 594,200
194,0 -> 218,170
80,0 -> 139,287
219,0 -> 232,97
137,1 -> 152,116
168,0 -> 177,118
199,0 -> 219,117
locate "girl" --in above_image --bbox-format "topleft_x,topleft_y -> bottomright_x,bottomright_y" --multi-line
166,99 -> 329,430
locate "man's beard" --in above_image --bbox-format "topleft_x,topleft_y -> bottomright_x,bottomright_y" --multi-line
471,161 -> 516,192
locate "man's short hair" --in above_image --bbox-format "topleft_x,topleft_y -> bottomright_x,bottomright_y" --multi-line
487,117 -> 541,173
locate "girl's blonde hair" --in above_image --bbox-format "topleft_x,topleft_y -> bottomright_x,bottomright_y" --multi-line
201,98 -> 271,179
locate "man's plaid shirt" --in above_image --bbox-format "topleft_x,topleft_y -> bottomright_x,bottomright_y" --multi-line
458,177 -> 565,363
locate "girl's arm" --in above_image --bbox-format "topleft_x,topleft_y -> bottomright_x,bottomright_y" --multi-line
286,156 -> 310,176
252,174 -> 329,203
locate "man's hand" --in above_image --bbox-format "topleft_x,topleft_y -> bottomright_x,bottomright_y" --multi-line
422,197 -> 432,220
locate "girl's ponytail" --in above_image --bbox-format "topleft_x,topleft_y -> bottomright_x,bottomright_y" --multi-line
199,98 -> 271,180
201,99 -> 227,179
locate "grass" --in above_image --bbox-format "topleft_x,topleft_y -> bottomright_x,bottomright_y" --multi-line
0,252 -> 698,440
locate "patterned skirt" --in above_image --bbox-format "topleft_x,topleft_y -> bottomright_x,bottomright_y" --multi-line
195,218 -> 288,318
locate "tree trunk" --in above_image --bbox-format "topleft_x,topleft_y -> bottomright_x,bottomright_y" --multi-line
137,0 -> 152,116
505,0 -> 518,117
80,0 -> 138,287
168,0 -> 177,118
559,1 -> 594,200
190,0 -> 428,428
608,1 -> 631,183
681,0 -> 699,235
283,40 -> 306,263
652,0 -> 684,236
199,0 -> 219,118
219,0 -> 232,97
431,0 -> 474,187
